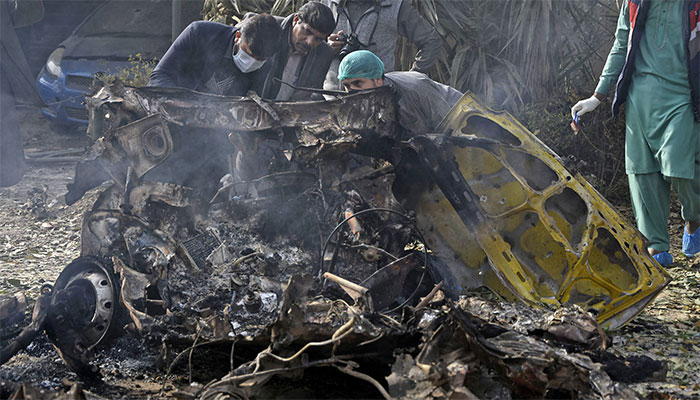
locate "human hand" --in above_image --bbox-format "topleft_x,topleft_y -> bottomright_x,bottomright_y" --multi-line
327,30 -> 345,54
571,96 -> 601,120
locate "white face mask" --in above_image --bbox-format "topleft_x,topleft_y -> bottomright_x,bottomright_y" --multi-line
233,47 -> 266,73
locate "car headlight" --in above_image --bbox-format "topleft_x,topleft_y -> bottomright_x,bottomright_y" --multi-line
46,47 -> 64,78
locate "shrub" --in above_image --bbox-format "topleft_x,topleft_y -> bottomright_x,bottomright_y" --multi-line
96,53 -> 157,87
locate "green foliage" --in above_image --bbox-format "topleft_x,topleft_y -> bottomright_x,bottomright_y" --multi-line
398,0 -> 619,113
202,0 -> 304,23
96,53 -> 158,88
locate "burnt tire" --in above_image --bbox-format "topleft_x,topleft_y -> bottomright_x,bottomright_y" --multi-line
45,256 -> 126,376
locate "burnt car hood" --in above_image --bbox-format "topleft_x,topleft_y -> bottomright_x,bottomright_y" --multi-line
61,34 -> 170,60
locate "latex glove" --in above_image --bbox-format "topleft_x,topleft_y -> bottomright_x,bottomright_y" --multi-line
571,96 -> 601,120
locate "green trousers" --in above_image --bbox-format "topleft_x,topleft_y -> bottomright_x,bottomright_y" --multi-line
628,155 -> 700,252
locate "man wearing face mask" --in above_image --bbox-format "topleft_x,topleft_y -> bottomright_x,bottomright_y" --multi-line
249,1 -> 336,101
148,14 -> 282,96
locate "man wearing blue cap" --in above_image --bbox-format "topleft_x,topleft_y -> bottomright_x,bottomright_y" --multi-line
338,50 -> 462,139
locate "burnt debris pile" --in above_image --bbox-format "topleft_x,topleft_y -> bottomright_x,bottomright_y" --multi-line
1,82 -> 671,399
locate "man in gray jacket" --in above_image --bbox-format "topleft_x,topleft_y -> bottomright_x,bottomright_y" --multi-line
338,50 -> 462,140
322,0 -> 442,90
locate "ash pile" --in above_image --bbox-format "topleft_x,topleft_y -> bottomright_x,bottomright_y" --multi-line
1,82 -> 671,399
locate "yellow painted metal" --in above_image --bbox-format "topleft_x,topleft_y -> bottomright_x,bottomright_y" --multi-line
413,93 -> 671,330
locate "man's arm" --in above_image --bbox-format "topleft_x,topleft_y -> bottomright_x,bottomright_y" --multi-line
570,2 -> 629,123
148,22 -> 204,88
396,0 -> 442,73
594,2 -> 630,97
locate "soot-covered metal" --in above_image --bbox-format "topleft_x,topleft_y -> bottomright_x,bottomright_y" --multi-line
0,82 -> 670,399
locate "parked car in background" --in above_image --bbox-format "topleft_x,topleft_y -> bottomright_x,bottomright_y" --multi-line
36,0 -> 201,133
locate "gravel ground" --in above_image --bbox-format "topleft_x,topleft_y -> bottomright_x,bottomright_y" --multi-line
0,108 -> 92,300
1,106 -> 699,398
0,109 -> 170,398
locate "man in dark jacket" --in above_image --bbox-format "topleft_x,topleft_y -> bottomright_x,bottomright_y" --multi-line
251,1 -> 336,101
148,14 -> 282,96
234,2 -> 336,181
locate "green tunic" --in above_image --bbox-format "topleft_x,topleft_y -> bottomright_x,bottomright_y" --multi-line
596,0 -> 699,179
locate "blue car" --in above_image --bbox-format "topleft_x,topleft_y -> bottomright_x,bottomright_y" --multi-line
37,0 -> 201,133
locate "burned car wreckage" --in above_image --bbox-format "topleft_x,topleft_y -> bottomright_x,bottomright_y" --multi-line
1,82 -> 671,398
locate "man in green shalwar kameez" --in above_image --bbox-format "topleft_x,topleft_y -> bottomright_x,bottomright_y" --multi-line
572,0 -> 700,266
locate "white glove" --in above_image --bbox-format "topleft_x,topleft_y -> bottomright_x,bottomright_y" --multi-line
571,96 -> 601,120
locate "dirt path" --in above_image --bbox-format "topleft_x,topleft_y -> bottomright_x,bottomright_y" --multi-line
1,106 -> 699,398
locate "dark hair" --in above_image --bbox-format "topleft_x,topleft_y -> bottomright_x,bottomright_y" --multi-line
297,1 -> 336,36
239,14 -> 282,59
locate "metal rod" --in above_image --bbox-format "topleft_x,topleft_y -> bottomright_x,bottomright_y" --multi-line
171,0 -> 182,43
322,272 -> 368,296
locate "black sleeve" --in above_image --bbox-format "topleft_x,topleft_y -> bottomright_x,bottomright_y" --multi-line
148,22 -> 204,89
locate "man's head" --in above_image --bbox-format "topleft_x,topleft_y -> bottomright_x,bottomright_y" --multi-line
235,13 -> 283,69
338,50 -> 385,91
291,2 -> 335,54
